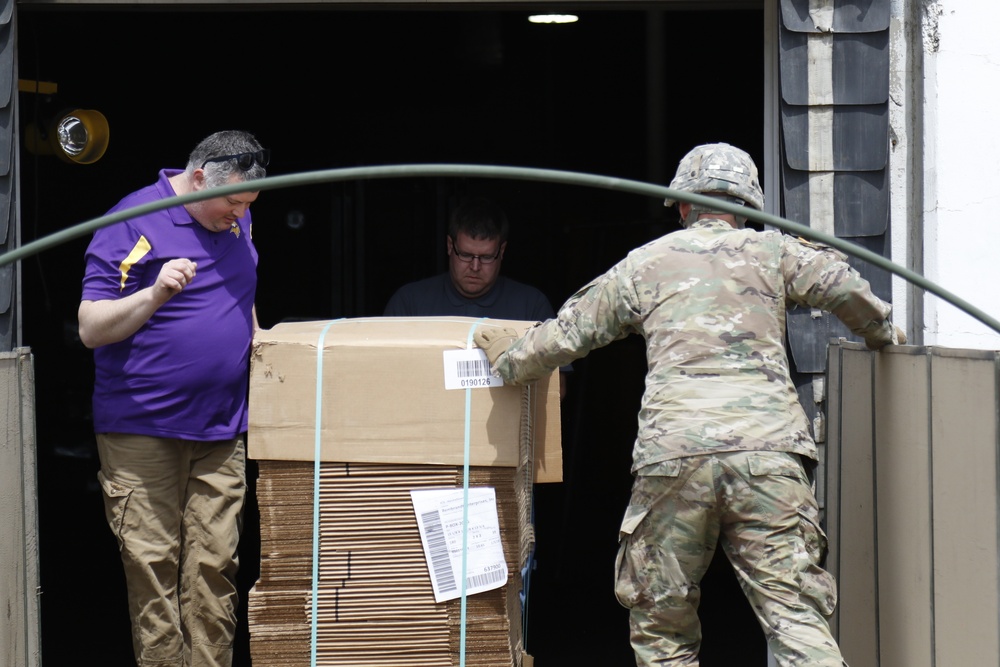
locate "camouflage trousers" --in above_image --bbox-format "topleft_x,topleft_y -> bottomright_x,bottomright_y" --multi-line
614,451 -> 846,666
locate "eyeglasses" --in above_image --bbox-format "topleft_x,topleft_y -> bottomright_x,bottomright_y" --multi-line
452,242 -> 502,265
200,149 -> 271,171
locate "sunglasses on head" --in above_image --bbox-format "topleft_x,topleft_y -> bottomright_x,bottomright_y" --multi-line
201,149 -> 270,171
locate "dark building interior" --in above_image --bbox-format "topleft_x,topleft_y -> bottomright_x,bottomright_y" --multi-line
17,6 -> 768,665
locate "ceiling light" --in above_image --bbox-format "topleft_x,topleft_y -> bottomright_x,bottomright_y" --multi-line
528,14 -> 579,24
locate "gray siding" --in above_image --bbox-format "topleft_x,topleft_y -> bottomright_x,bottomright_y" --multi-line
0,0 -> 14,352
779,0 -> 892,440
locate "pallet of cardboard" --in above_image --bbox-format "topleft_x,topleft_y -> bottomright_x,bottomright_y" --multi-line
247,317 -> 560,666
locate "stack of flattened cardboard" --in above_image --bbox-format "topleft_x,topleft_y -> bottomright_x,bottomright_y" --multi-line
249,462 -> 525,666
246,317 -> 562,666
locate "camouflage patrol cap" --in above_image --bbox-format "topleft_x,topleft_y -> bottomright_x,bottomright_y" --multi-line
664,143 -> 765,212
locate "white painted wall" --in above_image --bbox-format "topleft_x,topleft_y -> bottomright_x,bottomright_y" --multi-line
920,1 -> 1000,348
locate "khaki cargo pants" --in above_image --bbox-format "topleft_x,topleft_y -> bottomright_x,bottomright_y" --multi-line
614,451 -> 846,667
97,433 -> 246,667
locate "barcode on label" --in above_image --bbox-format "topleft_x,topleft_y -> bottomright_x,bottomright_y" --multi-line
457,358 -> 492,378
466,568 -> 506,589
442,349 -> 501,390
421,509 -> 457,593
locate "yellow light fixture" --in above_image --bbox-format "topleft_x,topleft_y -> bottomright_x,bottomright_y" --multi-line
54,109 -> 110,164
20,80 -> 111,165
24,108 -> 110,165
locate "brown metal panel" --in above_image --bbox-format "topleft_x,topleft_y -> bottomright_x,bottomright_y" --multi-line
824,341 -> 843,601
873,347 -> 933,667
831,342 -> 879,666
0,349 -> 40,667
929,349 -> 1000,665
830,344 -> 1000,667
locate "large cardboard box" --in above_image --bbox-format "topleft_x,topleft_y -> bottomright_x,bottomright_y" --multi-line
249,317 -> 562,482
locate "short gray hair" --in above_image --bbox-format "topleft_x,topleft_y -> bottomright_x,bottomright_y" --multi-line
185,130 -> 267,189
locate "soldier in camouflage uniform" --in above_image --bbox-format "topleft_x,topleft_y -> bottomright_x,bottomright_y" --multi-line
473,143 -> 905,666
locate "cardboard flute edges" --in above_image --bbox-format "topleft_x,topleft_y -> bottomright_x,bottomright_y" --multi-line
248,316 -> 562,482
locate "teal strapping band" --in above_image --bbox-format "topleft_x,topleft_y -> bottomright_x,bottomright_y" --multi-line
306,317 -> 486,666
460,317 -> 488,667
311,319 -> 338,667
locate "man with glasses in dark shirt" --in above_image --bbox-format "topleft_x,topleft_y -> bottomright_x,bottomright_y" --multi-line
383,196 -> 566,657
384,196 -> 556,323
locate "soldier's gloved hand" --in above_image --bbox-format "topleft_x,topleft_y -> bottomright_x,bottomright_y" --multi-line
890,324 -> 907,346
865,322 -> 906,350
473,326 -> 520,366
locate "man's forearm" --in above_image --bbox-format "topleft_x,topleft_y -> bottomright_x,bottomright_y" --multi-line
78,288 -> 168,348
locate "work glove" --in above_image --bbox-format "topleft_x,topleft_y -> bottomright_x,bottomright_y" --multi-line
891,324 -> 907,345
865,322 -> 906,350
473,326 -> 520,366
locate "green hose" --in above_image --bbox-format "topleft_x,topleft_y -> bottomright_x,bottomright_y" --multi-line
3,163 -> 996,335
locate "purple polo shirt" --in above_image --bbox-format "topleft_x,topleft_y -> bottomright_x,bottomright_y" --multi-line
81,169 -> 258,440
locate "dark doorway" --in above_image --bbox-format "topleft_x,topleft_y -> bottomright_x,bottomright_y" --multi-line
18,6 -> 766,665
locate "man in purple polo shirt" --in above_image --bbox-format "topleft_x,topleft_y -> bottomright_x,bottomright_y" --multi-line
78,130 -> 268,667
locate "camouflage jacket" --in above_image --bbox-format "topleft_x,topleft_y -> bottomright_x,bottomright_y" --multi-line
495,218 -> 894,471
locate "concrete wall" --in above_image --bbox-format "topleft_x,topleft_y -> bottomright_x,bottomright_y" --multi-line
825,340 -> 1000,666
915,2 -> 1000,348
1,349 -> 41,667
